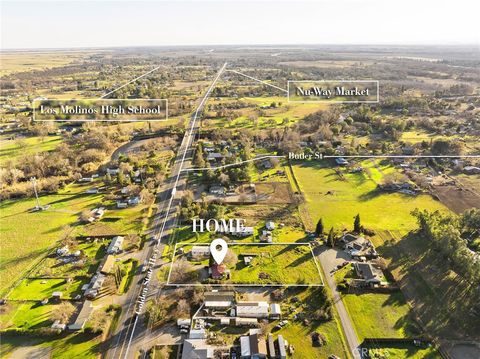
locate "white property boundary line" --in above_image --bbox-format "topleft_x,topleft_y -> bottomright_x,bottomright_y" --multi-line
226,69 -> 288,94
166,241 -> 324,287
181,153 -> 480,172
101,65 -> 163,98
182,155 -> 285,172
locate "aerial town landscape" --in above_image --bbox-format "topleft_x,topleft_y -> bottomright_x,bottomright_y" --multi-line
1,1 -> 479,359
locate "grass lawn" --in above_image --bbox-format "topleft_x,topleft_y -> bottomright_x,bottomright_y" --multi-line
291,160 -> 449,232
0,301 -> 54,330
153,345 -> 179,359
0,183 -> 102,295
118,259 -> 138,294
0,332 -> 102,359
8,278 -> 87,300
367,344 -> 441,359
342,292 -> 418,340
275,321 -> 348,359
30,240 -> 106,278
0,136 -> 62,165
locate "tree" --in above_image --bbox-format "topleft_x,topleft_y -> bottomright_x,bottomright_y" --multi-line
315,218 -> 324,237
223,249 -> 238,267
354,214 -> 361,233
327,227 -> 335,247
176,299 -> 190,317
51,302 -> 75,323
87,309 -> 109,334
79,210 -> 91,223
145,298 -> 167,326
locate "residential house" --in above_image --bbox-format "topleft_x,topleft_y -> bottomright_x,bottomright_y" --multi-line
267,334 -> 276,358
277,335 -> 287,359
335,157 -> 348,166
265,221 -> 275,230
354,262 -> 382,286
181,339 -> 213,359
107,236 -> 124,254
204,291 -> 235,309
236,301 -> 269,318
210,263 -> 229,279
207,152 -> 224,161
342,234 -> 378,259
269,303 -> 281,319
240,333 -> 267,359
230,227 -> 254,237
84,273 -> 105,299
190,246 -> 211,260
209,185 -> 225,195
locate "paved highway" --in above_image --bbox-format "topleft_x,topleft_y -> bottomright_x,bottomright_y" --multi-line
106,62 -> 227,359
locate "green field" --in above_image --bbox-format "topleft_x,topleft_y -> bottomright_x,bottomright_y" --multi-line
174,243 -> 323,285
8,278 -> 87,300
0,136 -> 62,165
342,292 -> 418,339
0,332 -> 102,359
274,321 -> 347,359
0,301 -> 54,330
291,160 -> 448,232
0,180 -> 149,296
367,344 -> 440,359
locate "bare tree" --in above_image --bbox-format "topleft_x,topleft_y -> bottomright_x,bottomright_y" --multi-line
51,302 -> 75,323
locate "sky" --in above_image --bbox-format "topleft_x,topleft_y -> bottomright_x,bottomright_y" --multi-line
1,0 -> 479,49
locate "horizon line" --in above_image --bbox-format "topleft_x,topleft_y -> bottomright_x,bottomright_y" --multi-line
1,42 -> 479,52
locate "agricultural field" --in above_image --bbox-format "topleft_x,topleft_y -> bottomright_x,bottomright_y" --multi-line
291,160 -> 449,232
0,51 -> 87,76
0,180 -> 150,296
0,135 -> 63,166
202,96 -> 326,130
342,292 -> 419,339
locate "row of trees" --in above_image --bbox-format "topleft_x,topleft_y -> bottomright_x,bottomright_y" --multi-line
412,208 -> 480,285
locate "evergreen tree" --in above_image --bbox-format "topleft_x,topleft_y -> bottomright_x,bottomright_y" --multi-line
327,227 -> 335,247
354,214 -> 361,233
315,218 -> 324,236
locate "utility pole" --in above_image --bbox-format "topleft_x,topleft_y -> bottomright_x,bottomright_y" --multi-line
30,177 -> 41,210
